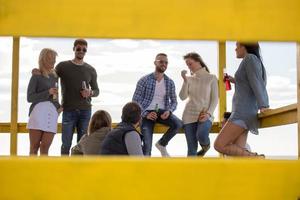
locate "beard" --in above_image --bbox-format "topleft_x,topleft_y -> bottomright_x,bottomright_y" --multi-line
156,66 -> 166,73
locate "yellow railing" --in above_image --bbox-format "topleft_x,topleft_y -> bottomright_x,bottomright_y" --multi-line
1,0 -> 300,156
1,0 -> 300,199
0,157 -> 299,200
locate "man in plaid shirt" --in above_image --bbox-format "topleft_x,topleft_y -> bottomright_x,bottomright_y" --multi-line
132,53 -> 182,156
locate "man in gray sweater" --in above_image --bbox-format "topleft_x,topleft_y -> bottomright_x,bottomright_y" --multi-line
57,39 -> 99,155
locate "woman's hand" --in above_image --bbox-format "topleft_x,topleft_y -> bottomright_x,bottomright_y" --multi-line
48,87 -> 58,95
181,70 -> 188,82
57,107 -> 63,114
198,112 -> 210,122
227,75 -> 235,83
260,107 -> 270,113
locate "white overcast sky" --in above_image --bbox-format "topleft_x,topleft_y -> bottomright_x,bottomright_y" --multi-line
0,37 -> 297,157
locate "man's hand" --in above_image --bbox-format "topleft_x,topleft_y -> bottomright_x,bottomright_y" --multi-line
146,112 -> 158,121
160,111 -> 170,120
80,89 -> 92,98
32,68 -> 41,75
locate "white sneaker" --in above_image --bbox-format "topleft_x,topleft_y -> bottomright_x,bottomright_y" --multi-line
155,142 -> 170,157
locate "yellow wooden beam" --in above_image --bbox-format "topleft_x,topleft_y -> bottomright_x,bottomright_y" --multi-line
10,37 -> 19,155
0,103 -> 298,134
297,43 -> 300,157
0,105 -> 298,135
0,122 -> 221,133
218,42 -> 226,126
0,157 -> 299,200
258,104 -> 297,128
0,0 -> 300,41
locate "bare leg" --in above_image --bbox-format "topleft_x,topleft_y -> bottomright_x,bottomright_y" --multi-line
214,122 -> 256,156
29,129 -> 43,155
40,132 -> 55,155
234,131 -> 248,149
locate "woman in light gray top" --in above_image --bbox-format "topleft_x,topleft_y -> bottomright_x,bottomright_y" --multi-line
71,110 -> 112,155
27,48 -> 62,155
214,42 -> 269,157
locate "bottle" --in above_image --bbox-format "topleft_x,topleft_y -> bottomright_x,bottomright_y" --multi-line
155,103 -> 159,113
82,81 -> 87,90
53,82 -> 58,100
223,69 -> 231,91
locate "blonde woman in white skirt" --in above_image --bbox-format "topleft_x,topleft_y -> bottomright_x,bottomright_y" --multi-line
27,48 -> 62,155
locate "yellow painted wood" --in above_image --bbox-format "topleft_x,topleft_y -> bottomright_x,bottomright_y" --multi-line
297,43 -> 300,157
0,0 -> 300,41
0,104 -> 298,134
0,122 -> 221,133
218,42 -> 226,126
10,37 -> 19,155
258,104 -> 297,128
0,157 -> 299,200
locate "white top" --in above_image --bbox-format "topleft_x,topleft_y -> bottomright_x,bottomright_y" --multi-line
179,67 -> 219,124
146,77 -> 166,110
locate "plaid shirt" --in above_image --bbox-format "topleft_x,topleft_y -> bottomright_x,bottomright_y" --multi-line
132,73 -> 177,117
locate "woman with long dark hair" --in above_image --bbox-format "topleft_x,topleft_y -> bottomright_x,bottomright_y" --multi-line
214,42 -> 269,156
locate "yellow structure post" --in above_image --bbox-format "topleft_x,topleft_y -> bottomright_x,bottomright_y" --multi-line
10,37 -> 20,155
218,42 -> 226,125
297,42 -> 300,158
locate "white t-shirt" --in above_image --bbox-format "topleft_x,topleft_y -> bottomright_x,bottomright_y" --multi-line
146,77 -> 166,111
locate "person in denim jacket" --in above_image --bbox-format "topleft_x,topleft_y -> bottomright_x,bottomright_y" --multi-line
214,42 -> 269,157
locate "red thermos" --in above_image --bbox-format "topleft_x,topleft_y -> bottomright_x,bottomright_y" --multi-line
223,69 -> 231,91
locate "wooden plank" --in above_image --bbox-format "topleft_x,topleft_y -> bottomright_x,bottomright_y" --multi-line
0,157 -> 300,200
297,43 -> 300,158
10,37 -> 19,155
0,103 -> 298,133
258,104 -> 297,128
0,122 -> 221,134
218,42 -> 226,126
0,0 -> 300,41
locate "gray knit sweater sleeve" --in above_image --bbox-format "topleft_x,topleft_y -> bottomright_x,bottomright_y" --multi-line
27,75 -> 50,102
27,74 -> 60,116
124,131 -> 144,156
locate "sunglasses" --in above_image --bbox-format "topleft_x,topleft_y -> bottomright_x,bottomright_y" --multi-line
75,47 -> 87,53
156,60 -> 168,64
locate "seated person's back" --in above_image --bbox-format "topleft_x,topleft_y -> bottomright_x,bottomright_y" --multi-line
101,102 -> 143,156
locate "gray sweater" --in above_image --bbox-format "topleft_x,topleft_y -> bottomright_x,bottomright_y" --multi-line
230,54 -> 269,134
56,61 -> 99,111
71,127 -> 111,155
27,74 -> 60,116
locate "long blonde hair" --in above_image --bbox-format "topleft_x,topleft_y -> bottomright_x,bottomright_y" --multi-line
38,48 -> 58,78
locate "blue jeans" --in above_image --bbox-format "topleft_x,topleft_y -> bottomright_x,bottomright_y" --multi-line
61,109 -> 91,155
183,120 -> 212,156
141,110 -> 182,156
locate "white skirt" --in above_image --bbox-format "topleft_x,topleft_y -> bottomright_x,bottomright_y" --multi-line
27,101 -> 59,134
